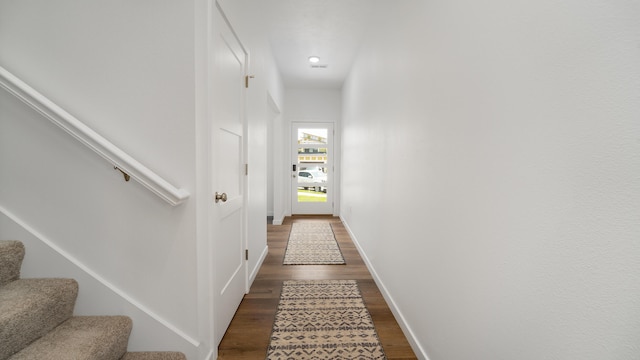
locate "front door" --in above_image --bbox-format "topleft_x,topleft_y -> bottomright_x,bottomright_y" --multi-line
211,3 -> 247,346
291,123 -> 334,214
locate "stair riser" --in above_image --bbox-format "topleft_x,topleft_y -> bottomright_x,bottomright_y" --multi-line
9,316 -> 132,360
0,241 -> 25,287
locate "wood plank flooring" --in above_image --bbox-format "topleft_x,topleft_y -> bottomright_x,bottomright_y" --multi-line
218,215 -> 417,360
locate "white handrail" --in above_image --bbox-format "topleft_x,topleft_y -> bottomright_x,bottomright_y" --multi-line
0,66 -> 190,206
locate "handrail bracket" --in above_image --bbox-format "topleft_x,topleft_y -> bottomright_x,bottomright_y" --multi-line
114,166 -> 131,182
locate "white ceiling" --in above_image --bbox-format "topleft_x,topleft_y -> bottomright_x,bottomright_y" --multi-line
263,0 -> 374,89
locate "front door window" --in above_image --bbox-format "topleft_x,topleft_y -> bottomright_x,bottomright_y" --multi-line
292,124 -> 333,214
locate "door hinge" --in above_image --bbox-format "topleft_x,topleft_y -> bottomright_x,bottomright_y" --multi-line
245,163 -> 248,175
245,75 -> 255,88
245,249 -> 249,261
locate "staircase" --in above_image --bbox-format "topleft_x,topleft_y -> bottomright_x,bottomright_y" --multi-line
0,240 -> 186,360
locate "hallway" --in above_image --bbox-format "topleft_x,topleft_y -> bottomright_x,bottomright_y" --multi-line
218,216 -> 417,359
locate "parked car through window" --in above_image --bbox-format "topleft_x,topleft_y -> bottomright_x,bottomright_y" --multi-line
298,170 -> 327,192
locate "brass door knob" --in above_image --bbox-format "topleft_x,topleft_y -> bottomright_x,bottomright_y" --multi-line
215,192 -> 228,203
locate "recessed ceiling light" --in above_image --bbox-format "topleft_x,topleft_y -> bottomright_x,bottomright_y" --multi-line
308,56 -> 320,64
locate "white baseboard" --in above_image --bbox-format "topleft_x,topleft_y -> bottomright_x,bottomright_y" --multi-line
249,245 -> 269,285
201,348 -> 215,360
272,216 -> 284,225
340,216 -> 429,360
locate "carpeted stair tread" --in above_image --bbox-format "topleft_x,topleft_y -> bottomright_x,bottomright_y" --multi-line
0,240 -> 181,357
120,352 -> 187,360
0,240 -> 25,287
10,316 -> 133,360
0,278 -> 78,359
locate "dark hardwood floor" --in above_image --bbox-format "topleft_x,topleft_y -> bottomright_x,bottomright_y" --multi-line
218,215 -> 417,359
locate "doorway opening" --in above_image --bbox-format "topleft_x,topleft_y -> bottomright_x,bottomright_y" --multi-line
291,122 -> 334,214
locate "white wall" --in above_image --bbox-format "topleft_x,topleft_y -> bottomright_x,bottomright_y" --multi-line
0,1 -> 199,357
266,95 -> 282,219
269,96 -> 286,224
342,1 -> 640,359
283,88 -> 342,217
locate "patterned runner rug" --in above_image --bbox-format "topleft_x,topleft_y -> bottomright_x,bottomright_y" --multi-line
266,280 -> 387,360
283,223 -> 345,265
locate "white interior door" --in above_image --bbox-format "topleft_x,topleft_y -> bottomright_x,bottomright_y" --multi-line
291,123 -> 334,214
211,3 -> 247,346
